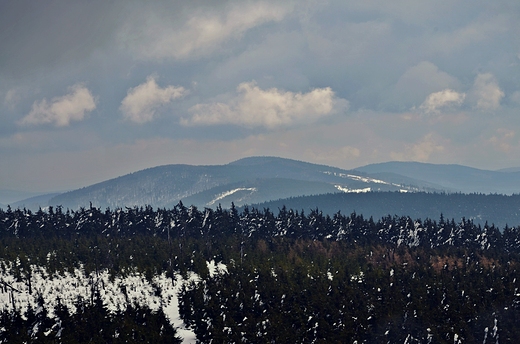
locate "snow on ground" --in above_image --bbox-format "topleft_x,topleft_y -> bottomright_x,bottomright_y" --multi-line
323,171 -> 390,185
325,171 -> 417,190
345,174 -> 389,185
335,185 -> 371,193
0,260 -> 226,343
207,188 -> 257,206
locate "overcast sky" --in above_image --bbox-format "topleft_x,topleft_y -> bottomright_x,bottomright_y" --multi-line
1,0 -> 520,193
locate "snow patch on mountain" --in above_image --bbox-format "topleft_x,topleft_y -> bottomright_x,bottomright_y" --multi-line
323,171 -> 390,185
334,185 -> 371,193
207,188 -> 257,206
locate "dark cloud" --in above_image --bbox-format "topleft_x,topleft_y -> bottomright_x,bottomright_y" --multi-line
0,0 -> 124,79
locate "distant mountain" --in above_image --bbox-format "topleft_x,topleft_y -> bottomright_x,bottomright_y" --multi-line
355,161 -> 520,194
11,193 -> 61,210
249,192 -> 520,229
8,157 -> 520,212
497,167 -> 520,173
0,189 -> 45,205
182,178 -> 340,207
45,157 -> 437,210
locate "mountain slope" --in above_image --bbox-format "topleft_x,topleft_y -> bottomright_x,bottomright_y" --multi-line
182,178 -> 340,208
12,157 -> 520,211
355,161 -> 520,194
11,193 -> 61,210
0,189 -> 45,205
249,192 -> 520,228
46,157 -> 434,210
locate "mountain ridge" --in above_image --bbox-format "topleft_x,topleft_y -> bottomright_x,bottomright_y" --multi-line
46,157 -> 423,210
5,157 -> 520,211
355,161 -> 520,194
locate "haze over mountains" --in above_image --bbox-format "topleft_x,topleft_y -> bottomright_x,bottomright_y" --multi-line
5,157 -> 438,210
4,157 -> 520,220
356,161 -> 520,195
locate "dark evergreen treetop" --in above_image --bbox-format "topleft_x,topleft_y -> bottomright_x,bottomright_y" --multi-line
2,203 -> 520,343
1,203 -> 518,253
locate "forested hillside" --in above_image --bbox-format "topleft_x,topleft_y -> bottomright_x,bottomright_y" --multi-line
12,157 -> 446,211
251,191 -> 520,229
356,161 -> 520,195
1,204 -> 520,342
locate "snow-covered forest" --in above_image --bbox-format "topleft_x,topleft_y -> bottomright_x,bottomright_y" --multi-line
1,203 -> 520,342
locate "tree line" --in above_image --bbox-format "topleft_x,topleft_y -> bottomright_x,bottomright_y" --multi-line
0,203 -> 517,250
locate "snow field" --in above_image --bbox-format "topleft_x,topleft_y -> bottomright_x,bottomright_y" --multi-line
0,259 -> 227,343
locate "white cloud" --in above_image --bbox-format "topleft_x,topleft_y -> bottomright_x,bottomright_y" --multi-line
471,73 -> 504,111
388,61 -> 460,108
124,1 -> 293,60
19,84 -> 96,127
120,76 -> 188,124
419,89 -> 465,114
184,81 -> 348,128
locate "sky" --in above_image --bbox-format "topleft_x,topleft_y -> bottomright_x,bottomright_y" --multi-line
1,0 -> 520,194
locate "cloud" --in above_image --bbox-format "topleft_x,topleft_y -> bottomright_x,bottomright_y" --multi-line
184,81 -> 349,128
4,89 -> 22,109
387,61 -> 460,109
419,89 -> 465,114
344,0 -> 457,25
511,91 -> 520,104
120,76 -> 188,124
488,128 -> 515,152
471,73 -> 504,111
19,84 -> 96,127
209,31 -> 308,91
391,133 -> 444,162
306,20 -> 393,64
427,15 -> 509,55
306,146 -> 361,163
123,1 -> 293,60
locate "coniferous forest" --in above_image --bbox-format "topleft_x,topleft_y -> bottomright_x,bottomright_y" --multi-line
1,203 -> 520,343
